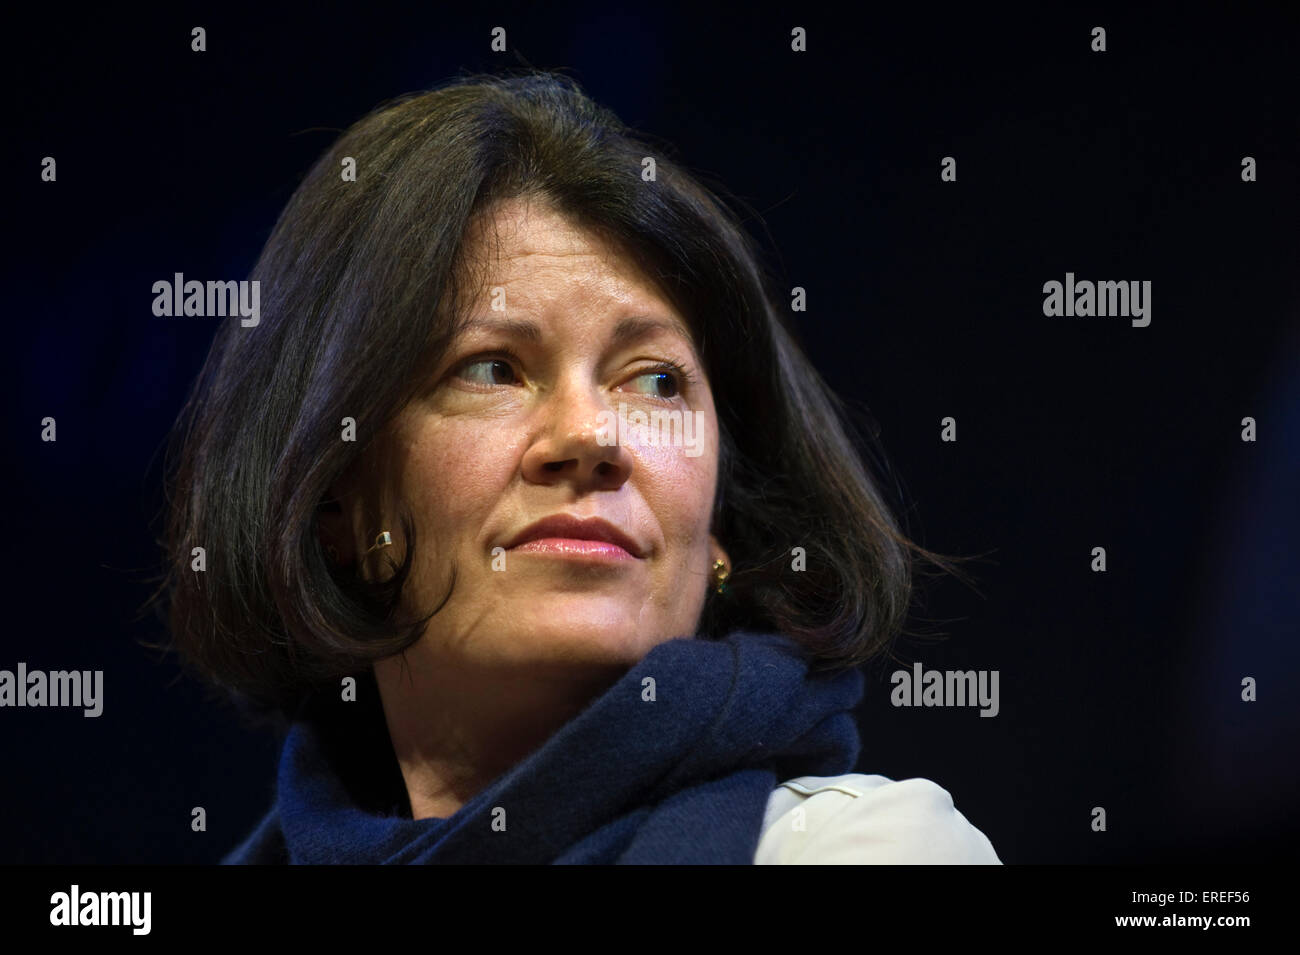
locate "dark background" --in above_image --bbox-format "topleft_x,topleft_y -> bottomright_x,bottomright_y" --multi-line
4,2 -> 1297,864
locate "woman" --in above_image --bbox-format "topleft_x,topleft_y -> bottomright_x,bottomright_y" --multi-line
161,70 -> 1000,864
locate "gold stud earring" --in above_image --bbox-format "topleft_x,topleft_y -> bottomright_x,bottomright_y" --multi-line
712,559 -> 730,595
365,531 -> 393,555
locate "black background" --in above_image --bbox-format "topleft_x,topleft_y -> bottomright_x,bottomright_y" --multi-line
4,2 -> 1297,864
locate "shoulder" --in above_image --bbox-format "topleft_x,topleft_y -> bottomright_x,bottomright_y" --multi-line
754,773 -> 1002,865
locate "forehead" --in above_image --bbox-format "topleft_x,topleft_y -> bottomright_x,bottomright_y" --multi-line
455,197 -> 689,331
463,196 -> 624,265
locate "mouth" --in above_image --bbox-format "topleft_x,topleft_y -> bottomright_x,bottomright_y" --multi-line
504,514 -> 645,561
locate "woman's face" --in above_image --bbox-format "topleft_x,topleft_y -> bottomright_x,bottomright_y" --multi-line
332,196 -> 727,680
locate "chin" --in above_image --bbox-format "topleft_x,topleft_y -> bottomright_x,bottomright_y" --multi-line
501,601 -> 663,666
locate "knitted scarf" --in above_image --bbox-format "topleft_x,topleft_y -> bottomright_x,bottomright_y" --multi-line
222,631 -> 863,864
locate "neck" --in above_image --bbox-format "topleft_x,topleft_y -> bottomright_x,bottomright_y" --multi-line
373,645 -> 628,820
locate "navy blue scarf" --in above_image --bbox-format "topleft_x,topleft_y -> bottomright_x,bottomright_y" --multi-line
222,631 -> 863,864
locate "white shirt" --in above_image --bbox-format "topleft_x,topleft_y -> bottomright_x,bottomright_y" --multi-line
755,774 -> 1002,864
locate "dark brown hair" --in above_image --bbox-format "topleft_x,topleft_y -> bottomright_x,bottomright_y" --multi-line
157,69 -> 976,728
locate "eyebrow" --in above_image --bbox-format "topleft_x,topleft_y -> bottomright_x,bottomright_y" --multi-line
457,317 -> 544,343
458,315 -> 697,354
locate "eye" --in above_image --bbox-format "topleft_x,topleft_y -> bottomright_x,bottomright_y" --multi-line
624,365 -> 683,400
455,356 -> 520,387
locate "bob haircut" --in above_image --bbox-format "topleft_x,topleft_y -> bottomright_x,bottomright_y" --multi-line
158,69 -> 971,728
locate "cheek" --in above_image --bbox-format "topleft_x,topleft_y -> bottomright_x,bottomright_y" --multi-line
398,417 -> 526,548
635,441 -> 717,554
637,444 -> 717,633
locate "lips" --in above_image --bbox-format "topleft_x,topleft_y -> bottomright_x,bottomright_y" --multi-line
504,515 -> 645,559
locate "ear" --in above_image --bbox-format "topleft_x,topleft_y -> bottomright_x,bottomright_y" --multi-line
317,462 -> 374,569
318,455 -> 403,581
317,489 -> 356,567
708,534 -> 731,573
318,426 -> 404,578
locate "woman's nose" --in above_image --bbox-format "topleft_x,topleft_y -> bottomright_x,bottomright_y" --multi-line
519,377 -> 634,490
